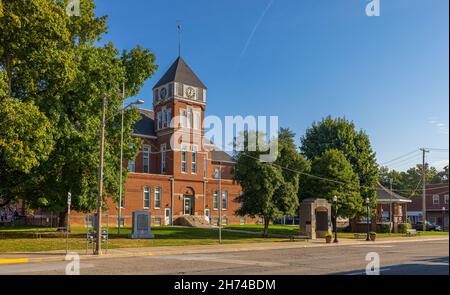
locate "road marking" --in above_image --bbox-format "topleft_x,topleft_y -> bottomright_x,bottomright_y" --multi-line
0,262 -> 95,274
0,258 -> 29,265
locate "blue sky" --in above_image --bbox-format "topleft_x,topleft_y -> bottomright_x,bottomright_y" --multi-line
95,0 -> 449,171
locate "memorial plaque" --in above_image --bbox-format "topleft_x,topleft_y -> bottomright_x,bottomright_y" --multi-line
129,211 -> 154,239
137,214 -> 148,231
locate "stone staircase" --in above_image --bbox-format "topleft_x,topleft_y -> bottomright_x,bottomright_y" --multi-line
173,215 -> 210,227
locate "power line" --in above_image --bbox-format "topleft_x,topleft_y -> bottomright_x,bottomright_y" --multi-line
385,154 -> 423,168
380,149 -> 420,165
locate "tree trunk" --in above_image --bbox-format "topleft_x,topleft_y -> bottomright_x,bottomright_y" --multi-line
263,218 -> 270,238
58,211 -> 67,228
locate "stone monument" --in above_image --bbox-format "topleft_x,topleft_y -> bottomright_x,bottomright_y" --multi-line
299,198 -> 331,240
129,211 -> 154,239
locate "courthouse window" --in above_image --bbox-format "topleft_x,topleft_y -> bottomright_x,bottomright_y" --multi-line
143,146 -> 150,173
222,191 -> 228,210
192,146 -> 197,174
154,187 -> 161,209
143,187 -> 150,209
213,191 -> 219,210
181,145 -> 187,173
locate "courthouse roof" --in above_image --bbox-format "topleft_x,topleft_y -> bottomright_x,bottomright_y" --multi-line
132,109 -> 156,137
153,57 -> 207,89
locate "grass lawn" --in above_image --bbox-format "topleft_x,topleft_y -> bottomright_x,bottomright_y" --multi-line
223,225 -> 448,238
0,226 -> 290,253
224,224 -> 299,236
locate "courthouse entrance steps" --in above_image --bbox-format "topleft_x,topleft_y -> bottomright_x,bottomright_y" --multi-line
173,215 -> 210,227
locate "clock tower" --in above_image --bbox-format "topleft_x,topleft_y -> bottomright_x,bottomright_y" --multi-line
152,57 -> 207,179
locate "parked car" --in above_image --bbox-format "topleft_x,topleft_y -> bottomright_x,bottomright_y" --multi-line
414,221 -> 442,231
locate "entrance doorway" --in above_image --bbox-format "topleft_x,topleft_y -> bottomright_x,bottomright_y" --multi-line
204,208 -> 211,223
164,208 -> 171,225
184,196 -> 194,215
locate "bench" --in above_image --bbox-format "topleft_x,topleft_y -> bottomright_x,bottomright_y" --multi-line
405,229 -> 420,236
354,233 -> 367,239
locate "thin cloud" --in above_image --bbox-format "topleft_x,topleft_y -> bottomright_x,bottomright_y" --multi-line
428,116 -> 449,135
240,0 -> 275,58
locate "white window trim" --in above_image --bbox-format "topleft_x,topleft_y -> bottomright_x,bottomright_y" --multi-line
181,144 -> 188,173
143,145 -> 150,173
166,108 -> 171,128
433,194 -> 440,205
157,112 -> 162,130
180,110 -> 186,128
143,187 -> 150,209
191,145 -> 198,175
162,107 -> 167,128
222,191 -> 228,210
187,109 -> 192,129
154,187 -> 161,209
213,190 -> 219,210
193,111 -> 200,130
444,194 -> 449,204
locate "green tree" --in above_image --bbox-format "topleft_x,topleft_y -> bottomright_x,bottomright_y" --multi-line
301,149 -> 362,219
0,1 -> 157,224
234,129 -> 309,236
379,164 -> 448,197
300,116 -> 378,216
0,98 -> 53,206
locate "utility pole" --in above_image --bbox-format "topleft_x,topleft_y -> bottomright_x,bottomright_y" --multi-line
420,148 -> 429,232
95,95 -> 107,255
389,178 -> 393,225
118,83 -> 125,237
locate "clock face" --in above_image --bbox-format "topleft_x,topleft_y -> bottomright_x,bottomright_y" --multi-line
185,87 -> 196,99
159,87 -> 167,99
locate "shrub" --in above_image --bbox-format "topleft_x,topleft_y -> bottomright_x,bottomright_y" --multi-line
377,223 -> 391,233
398,223 -> 412,233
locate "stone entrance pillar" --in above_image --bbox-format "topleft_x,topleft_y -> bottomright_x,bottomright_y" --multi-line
299,198 -> 332,240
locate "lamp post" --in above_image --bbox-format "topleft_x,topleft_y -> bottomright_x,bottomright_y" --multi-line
333,195 -> 338,243
118,96 -> 144,236
365,197 -> 371,241
95,95 -> 107,255
442,207 -> 446,231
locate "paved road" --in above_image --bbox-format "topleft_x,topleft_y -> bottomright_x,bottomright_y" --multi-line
1,240 -> 448,275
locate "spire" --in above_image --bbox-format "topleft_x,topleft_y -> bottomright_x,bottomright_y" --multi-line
153,57 -> 207,89
177,20 -> 181,57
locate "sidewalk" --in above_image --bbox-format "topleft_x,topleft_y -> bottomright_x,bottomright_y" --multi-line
0,235 -> 447,265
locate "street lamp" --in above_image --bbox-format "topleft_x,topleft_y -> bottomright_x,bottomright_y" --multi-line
117,98 -> 144,238
442,207 -> 446,231
333,195 -> 338,243
365,197 -> 371,241
118,97 -> 144,237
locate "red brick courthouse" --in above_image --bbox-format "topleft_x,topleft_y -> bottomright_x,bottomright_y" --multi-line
71,57 -> 251,227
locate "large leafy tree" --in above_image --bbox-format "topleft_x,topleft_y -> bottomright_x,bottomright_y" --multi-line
0,98 -> 53,207
302,149 -> 362,219
300,117 -> 379,215
234,129 -> 309,236
0,1 -> 157,224
379,164 -> 448,197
